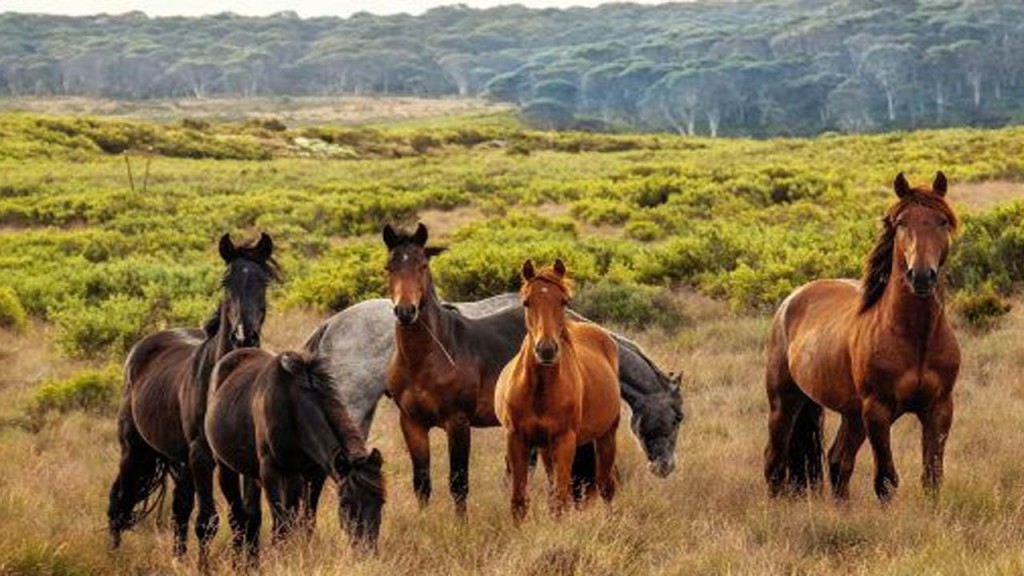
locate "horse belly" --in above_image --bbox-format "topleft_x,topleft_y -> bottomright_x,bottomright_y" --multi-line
132,376 -> 188,460
788,332 -> 859,414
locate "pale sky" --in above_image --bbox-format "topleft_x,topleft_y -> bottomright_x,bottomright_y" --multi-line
2,1 -> 673,18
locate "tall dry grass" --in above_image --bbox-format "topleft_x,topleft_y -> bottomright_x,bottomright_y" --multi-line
2,294 -> 1024,575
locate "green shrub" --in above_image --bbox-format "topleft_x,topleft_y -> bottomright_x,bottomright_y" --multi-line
52,296 -> 150,359
30,365 -> 121,423
573,280 -> 683,330
0,285 -> 27,331
624,218 -> 665,242
953,284 -> 1012,330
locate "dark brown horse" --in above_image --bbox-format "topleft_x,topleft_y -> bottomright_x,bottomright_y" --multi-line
384,223 -> 535,517
206,349 -> 385,557
107,233 -> 276,566
764,172 -> 960,501
495,260 -> 620,521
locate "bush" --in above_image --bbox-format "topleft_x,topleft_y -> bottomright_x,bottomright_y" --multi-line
573,280 -> 683,330
953,284 -> 1012,330
0,285 -> 27,331
30,365 -> 121,424
52,296 -> 150,359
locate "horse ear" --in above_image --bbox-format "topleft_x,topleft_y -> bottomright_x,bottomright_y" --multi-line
253,232 -> 273,262
219,233 -> 236,263
279,352 -> 302,375
425,246 -> 447,259
893,172 -> 910,199
553,258 -> 567,278
382,224 -> 399,250
368,448 -> 383,466
933,171 -> 948,197
412,223 -> 428,247
522,259 -> 536,281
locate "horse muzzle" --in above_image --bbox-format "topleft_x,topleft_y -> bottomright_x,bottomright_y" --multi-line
393,303 -> 419,326
906,267 -> 938,297
648,455 -> 676,478
534,341 -> 559,365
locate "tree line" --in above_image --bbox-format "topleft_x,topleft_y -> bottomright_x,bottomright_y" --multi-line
1,0 -> 1021,136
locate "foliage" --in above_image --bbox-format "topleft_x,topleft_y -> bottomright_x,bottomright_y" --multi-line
953,283 -> 1012,330
0,285 -> 27,331
572,280 -> 682,330
29,365 -> 121,423
2,2 -> 1023,136
1,112 -> 1023,358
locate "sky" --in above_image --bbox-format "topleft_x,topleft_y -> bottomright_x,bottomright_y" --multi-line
2,1 -> 672,18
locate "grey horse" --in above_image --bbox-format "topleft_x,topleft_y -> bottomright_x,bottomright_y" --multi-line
305,293 -> 683,478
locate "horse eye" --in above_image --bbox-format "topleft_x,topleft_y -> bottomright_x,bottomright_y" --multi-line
522,299 -> 530,308
895,220 -> 906,228
938,218 -> 948,227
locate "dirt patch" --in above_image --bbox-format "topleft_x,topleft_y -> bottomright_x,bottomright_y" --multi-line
955,180 -> 1023,212
417,206 -> 487,241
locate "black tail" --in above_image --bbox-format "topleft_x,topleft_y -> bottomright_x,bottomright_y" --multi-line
787,402 -> 824,493
107,404 -> 169,548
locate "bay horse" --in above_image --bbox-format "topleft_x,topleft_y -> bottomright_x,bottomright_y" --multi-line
764,172 -> 960,501
107,232 -> 276,566
384,223 -> 535,516
495,259 -> 620,521
304,293 -> 682,478
206,349 -> 385,557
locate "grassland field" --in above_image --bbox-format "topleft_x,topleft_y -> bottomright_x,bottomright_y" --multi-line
0,101 -> 1023,575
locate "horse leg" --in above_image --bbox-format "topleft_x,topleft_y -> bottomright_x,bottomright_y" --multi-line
549,431 -> 577,517
764,376 -> 806,497
217,465 -> 246,555
827,413 -> 866,500
189,440 -> 219,571
507,431 -> 530,524
919,396 -> 953,499
595,418 -> 619,504
170,467 -> 195,558
446,418 -> 471,518
571,443 -> 596,504
261,462 -> 290,544
399,414 -> 431,508
863,397 -> 900,502
303,472 -> 327,538
241,478 -> 262,562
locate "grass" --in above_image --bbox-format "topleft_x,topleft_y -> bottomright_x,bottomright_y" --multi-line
2,295 -> 1024,574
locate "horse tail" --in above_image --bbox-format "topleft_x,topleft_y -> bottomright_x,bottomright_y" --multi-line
303,321 -> 329,354
107,365 -> 169,547
787,402 -> 824,493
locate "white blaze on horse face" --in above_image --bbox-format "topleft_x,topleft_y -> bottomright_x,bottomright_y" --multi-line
234,322 -> 245,343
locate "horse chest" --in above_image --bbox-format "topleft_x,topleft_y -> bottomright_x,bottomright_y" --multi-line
392,364 -> 479,425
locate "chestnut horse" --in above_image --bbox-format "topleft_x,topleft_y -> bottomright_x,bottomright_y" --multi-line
206,349 -> 385,557
107,232 -> 276,566
764,172 -> 960,501
495,260 -> 620,521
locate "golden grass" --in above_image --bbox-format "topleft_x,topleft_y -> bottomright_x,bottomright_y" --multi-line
2,295 -> 1024,574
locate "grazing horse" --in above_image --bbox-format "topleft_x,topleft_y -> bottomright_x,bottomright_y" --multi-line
495,259 -> 620,520
206,349 -> 385,557
384,223 -> 535,516
304,295 -> 682,478
107,233 -> 276,566
764,172 -> 960,501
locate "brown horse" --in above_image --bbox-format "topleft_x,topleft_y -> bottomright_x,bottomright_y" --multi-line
384,223 -> 539,516
495,259 -> 620,521
107,233 -> 276,566
764,172 -> 960,501
206,349 -> 385,557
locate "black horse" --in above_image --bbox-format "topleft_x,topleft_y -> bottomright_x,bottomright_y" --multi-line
107,233 -> 276,569
206,349 -> 385,557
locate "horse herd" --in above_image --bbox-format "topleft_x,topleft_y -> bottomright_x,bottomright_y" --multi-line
106,171 -> 960,569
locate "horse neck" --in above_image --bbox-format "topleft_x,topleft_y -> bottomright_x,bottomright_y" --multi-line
615,336 -> 666,404
877,264 -> 946,349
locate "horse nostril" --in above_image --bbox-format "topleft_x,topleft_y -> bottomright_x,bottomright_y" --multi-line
927,268 -> 938,282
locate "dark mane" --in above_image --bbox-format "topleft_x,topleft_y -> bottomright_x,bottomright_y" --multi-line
221,236 -> 282,288
860,187 -> 958,313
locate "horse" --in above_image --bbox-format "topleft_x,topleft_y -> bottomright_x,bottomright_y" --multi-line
495,259 -> 620,520
304,294 -> 683,478
206,349 -> 385,557
764,172 -> 960,501
107,232 -> 276,567
383,223 -> 542,516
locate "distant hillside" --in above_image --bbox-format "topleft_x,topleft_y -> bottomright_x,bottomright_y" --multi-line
1,0 -> 1022,136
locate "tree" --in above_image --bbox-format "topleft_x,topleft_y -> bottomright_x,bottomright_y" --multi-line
862,43 -> 918,122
